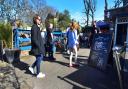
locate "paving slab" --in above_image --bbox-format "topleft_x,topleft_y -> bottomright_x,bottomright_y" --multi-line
13,48 -> 126,89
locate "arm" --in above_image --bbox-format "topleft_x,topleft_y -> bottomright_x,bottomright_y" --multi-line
51,33 -> 53,40
31,26 -> 40,48
74,30 -> 79,44
66,27 -> 69,37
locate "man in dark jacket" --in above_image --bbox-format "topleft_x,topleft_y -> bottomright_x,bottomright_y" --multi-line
29,14 -> 45,78
45,23 -> 56,60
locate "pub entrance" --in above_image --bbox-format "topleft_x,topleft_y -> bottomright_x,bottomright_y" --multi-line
116,24 -> 127,46
114,16 -> 128,73
114,16 -> 128,50
114,16 -> 128,60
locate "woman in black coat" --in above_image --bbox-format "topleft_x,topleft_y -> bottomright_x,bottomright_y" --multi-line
29,14 -> 45,78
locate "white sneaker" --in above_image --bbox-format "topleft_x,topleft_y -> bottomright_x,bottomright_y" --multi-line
29,67 -> 34,74
37,72 -> 45,78
67,50 -> 70,54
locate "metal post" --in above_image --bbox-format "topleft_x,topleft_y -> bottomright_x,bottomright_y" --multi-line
113,46 -> 123,89
114,18 -> 118,46
114,52 -> 123,89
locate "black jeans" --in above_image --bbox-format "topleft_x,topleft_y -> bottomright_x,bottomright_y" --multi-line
45,43 -> 54,58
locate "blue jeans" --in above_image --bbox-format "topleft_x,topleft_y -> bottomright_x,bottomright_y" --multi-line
32,54 -> 43,75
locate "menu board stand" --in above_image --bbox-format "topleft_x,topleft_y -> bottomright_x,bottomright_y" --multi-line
88,33 -> 113,70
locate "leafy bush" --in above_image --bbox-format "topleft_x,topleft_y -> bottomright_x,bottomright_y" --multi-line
0,23 -> 13,48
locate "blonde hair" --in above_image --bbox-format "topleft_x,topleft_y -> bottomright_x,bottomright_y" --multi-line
70,22 -> 79,31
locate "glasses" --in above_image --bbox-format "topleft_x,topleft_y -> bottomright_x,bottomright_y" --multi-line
38,19 -> 41,21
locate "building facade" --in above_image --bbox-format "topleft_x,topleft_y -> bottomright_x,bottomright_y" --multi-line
104,0 -> 128,59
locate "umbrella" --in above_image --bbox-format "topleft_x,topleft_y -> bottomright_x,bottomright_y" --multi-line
96,21 -> 110,28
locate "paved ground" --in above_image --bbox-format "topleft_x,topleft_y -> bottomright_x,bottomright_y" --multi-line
13,48 -> 127,89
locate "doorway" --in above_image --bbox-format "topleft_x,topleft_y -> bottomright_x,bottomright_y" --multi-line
116,24 -> 127,46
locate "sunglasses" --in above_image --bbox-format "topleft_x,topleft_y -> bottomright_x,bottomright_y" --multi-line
38,19 -> 41,21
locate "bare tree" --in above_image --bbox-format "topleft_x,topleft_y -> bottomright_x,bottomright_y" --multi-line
105,0 -> 108,10
83,0 -> 97,26
90,0 -> 97,23
123,0 -> 128,6
114,0 -> 123,8
0,0 -> 56,25
22,0 -> 56,24
0,0 -> 13,21
104,0 -> 108,20
0,0 -> 30,21
83,0 -> 90,26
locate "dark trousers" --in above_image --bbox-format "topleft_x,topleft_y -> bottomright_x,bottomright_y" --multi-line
32,54 -> 43,75
45,43 -> 54,59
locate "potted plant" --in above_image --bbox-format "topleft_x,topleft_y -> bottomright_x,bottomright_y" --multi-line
0,23 -> 20,63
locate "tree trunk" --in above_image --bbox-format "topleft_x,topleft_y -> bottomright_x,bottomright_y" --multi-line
105,0 -> 108,10
91,12 -> 94,23
86,9 -> 90,26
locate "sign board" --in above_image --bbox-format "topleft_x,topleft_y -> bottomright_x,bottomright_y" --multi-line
88,33 -> 113,70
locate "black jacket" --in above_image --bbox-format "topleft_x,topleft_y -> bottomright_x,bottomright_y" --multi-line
31,24 -> 45,55
46,27 -> 53,43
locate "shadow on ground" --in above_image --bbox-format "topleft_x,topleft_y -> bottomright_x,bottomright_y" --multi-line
12,60 -> 34,75
61,53 -> 89,68
58,65 -> 122,89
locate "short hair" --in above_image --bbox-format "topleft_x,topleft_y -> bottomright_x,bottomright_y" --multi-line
45,22 -> 53,28
33,14 -> 40,24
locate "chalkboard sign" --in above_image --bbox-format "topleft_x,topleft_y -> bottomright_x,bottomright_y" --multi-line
88,33 -> 113,70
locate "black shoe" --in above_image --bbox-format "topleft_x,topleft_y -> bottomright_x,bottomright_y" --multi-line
51,57 -> 56,60
48,57 -> 56,61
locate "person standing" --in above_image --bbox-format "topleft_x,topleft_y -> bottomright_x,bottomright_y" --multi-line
66,25 -> 71,54
76,22 -> 80,50
45,23 -> 56,60
89,21 -> 97,47
29,14 -> 45,78
67,22 -> 79,67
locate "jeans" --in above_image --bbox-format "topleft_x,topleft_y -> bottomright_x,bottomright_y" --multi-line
32,54 -> 43,75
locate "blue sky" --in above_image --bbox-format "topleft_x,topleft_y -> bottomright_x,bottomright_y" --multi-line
46,0 -> 114,24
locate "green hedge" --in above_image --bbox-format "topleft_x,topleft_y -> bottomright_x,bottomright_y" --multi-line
0,23 -> 13,48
